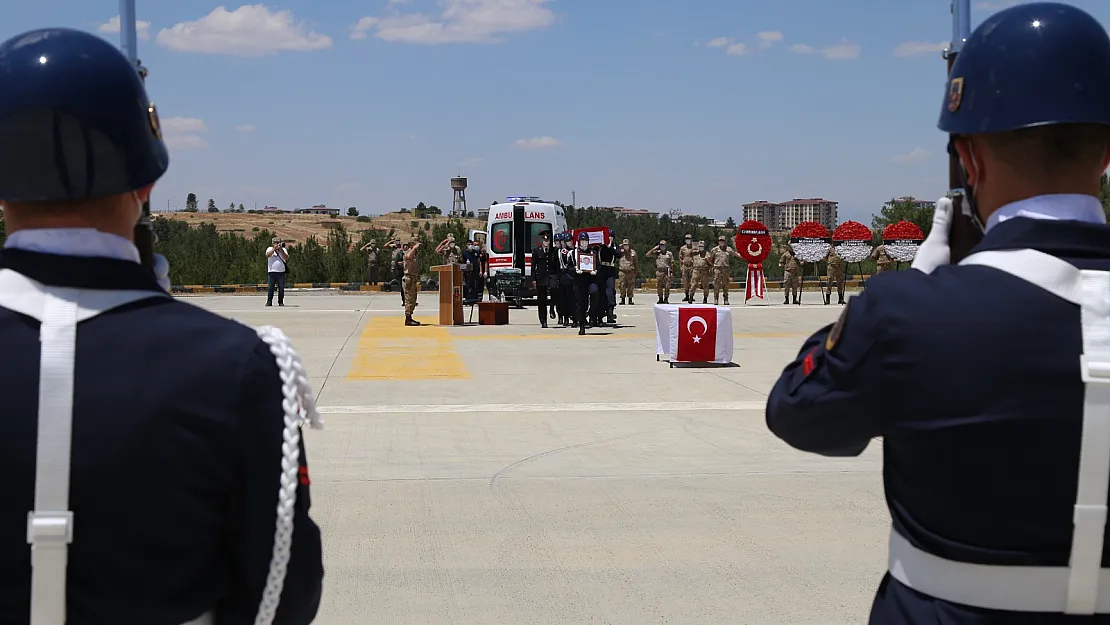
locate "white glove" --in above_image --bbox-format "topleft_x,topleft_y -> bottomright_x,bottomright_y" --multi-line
152,253 -> 171,292
910,196 -> 953,274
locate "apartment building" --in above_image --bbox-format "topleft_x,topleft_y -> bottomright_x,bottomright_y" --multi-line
741,198 -> 838,232
883,196 -> 936,212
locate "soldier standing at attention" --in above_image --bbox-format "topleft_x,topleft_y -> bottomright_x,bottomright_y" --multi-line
708,235 -> 742,305
403,239 -> 421,326
435,233 -> 461,264
390,239 -> 407,307
0,28 -> 323,623
569,232 -> 597,335
871,243 -> 894,274
679,233 -> 695,302
825,246 -> 846,305
691,242 -> 710,304
779,246 -> 801,305
360,238 -> 380,285
618,239 -> 638,305
646,240 -> 674,303
767,4 -> 1110,622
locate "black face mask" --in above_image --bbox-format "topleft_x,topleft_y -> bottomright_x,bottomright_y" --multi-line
948,137 -> 985,233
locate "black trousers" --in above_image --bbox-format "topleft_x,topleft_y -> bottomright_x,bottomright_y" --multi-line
536,284 -> 549,323
267,272 -> 286,304
558,281 -> 573,319
574,277 -> 593,327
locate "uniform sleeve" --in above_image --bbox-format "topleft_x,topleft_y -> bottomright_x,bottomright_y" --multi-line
765,290 -> 884,457
222,341 -> 324,624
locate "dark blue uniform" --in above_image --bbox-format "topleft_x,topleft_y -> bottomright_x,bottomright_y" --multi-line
767,3 -> 1110,622
0,28 -> 323,624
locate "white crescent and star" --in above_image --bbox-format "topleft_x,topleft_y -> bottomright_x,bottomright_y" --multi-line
746,239 -> 762,257
686,315 -> 708,343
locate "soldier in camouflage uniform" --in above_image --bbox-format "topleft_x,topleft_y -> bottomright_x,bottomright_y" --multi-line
678,233 -> 695,302
871,244 -> 894,274
691,241 -> 710,304
403,239 -> 422,326
824,246 -> 846,305
779,247 -> 801,305
646,239 -> 674,303
708,235 -> 742,305
618,238 -> 638,305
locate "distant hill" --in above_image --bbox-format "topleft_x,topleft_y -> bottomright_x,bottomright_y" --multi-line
157,211 -> 486,245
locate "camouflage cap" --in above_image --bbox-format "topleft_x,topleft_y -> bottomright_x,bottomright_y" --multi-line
659,239 -> 667,245
622,238 -> 630,245
685,233 -> 692,238
718,235 -> 726,241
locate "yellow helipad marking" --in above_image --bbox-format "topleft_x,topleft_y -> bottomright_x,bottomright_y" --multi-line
347,316 -> 471,380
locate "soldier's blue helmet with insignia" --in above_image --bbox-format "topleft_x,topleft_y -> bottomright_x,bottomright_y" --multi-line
0,28 -> 169,202
938,2 -> 1110,134
578,231 -> 590,240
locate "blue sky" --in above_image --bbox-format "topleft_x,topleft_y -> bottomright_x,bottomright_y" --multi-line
8,0 -> 1110,224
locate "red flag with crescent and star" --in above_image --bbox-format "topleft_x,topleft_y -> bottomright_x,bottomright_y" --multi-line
677,306 -> 717,362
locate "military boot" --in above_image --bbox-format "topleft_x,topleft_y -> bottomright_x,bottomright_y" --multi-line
714,298 -> 719,306
658,295 -> 664,304
723,296 -> 729,305
783,296 -> 790,304
703,294 -> 708,304
620,297 -> 626,305
628,297 -> 634,305
405,315 -> 420,326
794,297 -> 801,305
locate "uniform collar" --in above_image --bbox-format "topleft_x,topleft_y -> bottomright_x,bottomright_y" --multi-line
4,228 -> 141,263
984,194 -> 1105,233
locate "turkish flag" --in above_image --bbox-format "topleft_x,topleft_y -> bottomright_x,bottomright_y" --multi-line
677,306 -> 717,362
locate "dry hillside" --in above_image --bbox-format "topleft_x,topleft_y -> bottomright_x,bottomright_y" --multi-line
159,211 -> 486,245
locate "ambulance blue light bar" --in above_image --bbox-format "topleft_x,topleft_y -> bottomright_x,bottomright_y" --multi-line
506,196 -> 543,203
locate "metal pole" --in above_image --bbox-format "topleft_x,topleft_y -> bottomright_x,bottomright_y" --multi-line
944,0 -> 971,193
118,0 -> 155,269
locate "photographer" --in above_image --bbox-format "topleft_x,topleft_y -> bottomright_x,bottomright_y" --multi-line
265,236 -> 289,307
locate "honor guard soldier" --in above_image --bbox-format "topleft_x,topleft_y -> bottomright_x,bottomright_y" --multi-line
0,28 -> 323,624
597,231 -> 619,324
569,232 -> 597,335
556,233 -> 576,326
691,242 -> 710,304
824,246 -> 846,305
708,235 -> 741,306
778,246 -> 801,305
766,4 -> 1110,623
530,230 -> 558,328
871,243 -> 894,274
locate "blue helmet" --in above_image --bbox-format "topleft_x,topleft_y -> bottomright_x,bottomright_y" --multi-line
578,231 -> 590,241
0,28 -> 169,202
938,3 -> 1110,134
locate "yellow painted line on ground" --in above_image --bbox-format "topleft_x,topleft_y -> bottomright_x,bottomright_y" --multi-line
347,316 -> 471,380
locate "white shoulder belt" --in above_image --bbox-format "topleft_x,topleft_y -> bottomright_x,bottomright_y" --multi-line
0,269 -> 323,625
887,249 -> 1110,614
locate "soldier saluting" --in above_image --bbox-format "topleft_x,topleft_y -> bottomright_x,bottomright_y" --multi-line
767,3 -> 1110,622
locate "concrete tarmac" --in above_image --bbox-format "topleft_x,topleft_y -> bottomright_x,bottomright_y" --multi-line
184,289 -> 885,625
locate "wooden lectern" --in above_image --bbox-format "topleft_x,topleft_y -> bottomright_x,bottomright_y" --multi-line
431,264 -> 464,326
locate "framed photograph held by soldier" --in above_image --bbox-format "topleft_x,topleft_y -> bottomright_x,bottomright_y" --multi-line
578,252 -> 596,272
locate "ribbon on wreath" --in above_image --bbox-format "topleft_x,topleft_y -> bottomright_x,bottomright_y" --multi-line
745,263 -> 765,301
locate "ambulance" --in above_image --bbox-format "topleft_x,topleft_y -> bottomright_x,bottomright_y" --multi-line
469,196 -> 567,299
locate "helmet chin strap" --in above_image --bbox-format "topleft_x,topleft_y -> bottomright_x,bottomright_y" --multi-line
948,137 -> 987,234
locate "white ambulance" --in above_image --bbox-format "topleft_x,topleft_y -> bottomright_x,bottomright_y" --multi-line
469,196 -> 567,299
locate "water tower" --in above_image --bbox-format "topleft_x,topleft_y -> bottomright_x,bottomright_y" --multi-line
450,177 -> 468,218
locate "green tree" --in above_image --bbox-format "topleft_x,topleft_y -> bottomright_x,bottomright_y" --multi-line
347,207 -> 359,216
725,216 -> 736,229
871,199 -> 935,238
184,193 -> 198,213
238,203 -> 246,212
425,205 -> 442,215
207,198 -> 218,213
228,202 -> 235,212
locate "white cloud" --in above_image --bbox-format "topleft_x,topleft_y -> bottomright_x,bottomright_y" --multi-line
235,124 -> 256,132
514,136 -> 561,149
890,148 -> 931,164
756,30 -> 783,50
821,39 -> 861,60
789,39 -> 860,59
162,116 -> 208,150
893,40 -> 946,57
156,5 -> 332,56
351,0 -> 556,44
98,15 -> 151,40
726,43 -> 747,56
705,37 -> 731,48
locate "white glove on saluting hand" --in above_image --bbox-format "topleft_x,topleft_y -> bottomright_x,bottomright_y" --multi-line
910,196 -> 953,274
152,253 -> 171,292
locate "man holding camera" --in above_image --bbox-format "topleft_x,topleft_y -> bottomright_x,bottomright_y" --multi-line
266,236 -> 289,307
